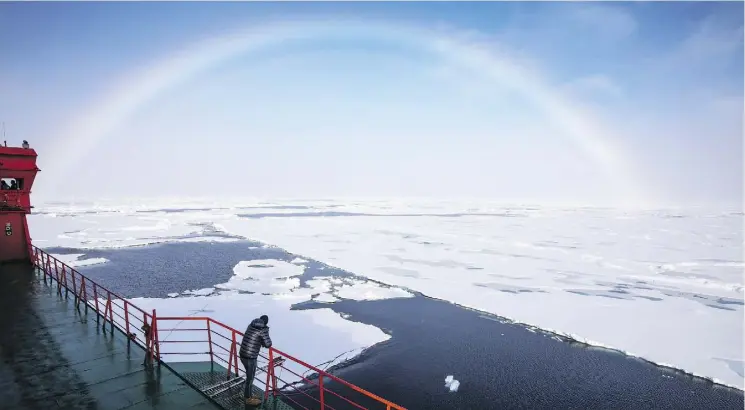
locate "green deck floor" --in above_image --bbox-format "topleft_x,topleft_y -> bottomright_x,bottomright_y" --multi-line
0,262 -> 222,410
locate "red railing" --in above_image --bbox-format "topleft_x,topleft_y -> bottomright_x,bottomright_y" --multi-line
31,245 -> 405,410
1,189 -> 30,211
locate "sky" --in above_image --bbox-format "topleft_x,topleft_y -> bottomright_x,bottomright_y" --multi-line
0,2 -> 742,207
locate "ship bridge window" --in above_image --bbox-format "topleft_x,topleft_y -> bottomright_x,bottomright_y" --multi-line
0,178 -> 22,190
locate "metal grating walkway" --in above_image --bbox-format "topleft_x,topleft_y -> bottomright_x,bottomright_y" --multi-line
168,362 -> 295,410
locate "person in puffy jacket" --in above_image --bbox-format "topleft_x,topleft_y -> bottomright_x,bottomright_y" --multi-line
239,315 -> 272,406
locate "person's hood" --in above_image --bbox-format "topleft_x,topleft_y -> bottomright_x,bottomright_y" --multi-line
250,318 -> 267,329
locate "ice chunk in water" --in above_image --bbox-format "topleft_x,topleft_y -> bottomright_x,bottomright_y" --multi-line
445,375 -> 460,392
444,375 -> 454,387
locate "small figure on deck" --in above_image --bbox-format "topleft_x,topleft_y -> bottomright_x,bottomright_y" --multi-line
0,180 -> 8,190
21,140 -> 29,149
239,314 -> 272,406
9,180 -> 17,190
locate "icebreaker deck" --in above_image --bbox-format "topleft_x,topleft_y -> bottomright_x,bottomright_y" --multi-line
0,262 -> 291,410
30,246 -> 405,410
0,262 -> 220,409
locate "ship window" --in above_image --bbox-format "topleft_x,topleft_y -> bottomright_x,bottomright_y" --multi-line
0,178 -> 21,190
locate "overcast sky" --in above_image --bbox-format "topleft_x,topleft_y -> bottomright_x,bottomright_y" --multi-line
1,2 -> 742,207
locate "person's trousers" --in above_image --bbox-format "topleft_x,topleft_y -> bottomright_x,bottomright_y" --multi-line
240,356 -> 258,398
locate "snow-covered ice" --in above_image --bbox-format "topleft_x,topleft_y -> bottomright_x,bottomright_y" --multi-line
216,260 -> 304,295
216,204 -> 744,389
333,279 -> 413,301
182,287 -> 216,296
32,208 -> 239,249
51,253 -> 109,268
28,199 -> 745,389
314,293 -> 340,303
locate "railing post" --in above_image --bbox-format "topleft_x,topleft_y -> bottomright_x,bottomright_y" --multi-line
106,291 -> 114,335
319,374 -> 325,410
142,312 -> 151,366
57,267 -> 62,295
78,277 -> 87,312
61,266 -> 68,297
206,320 -> 214,365
40,251 -> 47,284
236,342 -> 241,379
271,354 -> 278,397
53,259 -> 62,294
151,309 -> 160,365
227,337 -> 236,379
102,290 -> 109,330
124,301 -> 130,342
265,349 -> 273,402
71,271 -> 78,304
149,311 -> 155,363
232,332 -> 239,378
76,277 -> 83,310
93,284 -> 100,325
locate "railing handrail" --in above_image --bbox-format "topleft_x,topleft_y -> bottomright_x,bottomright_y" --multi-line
157,317 -> 404,408
31,245 -> 406,410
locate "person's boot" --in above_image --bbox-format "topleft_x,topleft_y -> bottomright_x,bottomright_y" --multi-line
246,396 -> 262,406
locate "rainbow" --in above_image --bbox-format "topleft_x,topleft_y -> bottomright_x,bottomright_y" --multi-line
44,17 -> 648,205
